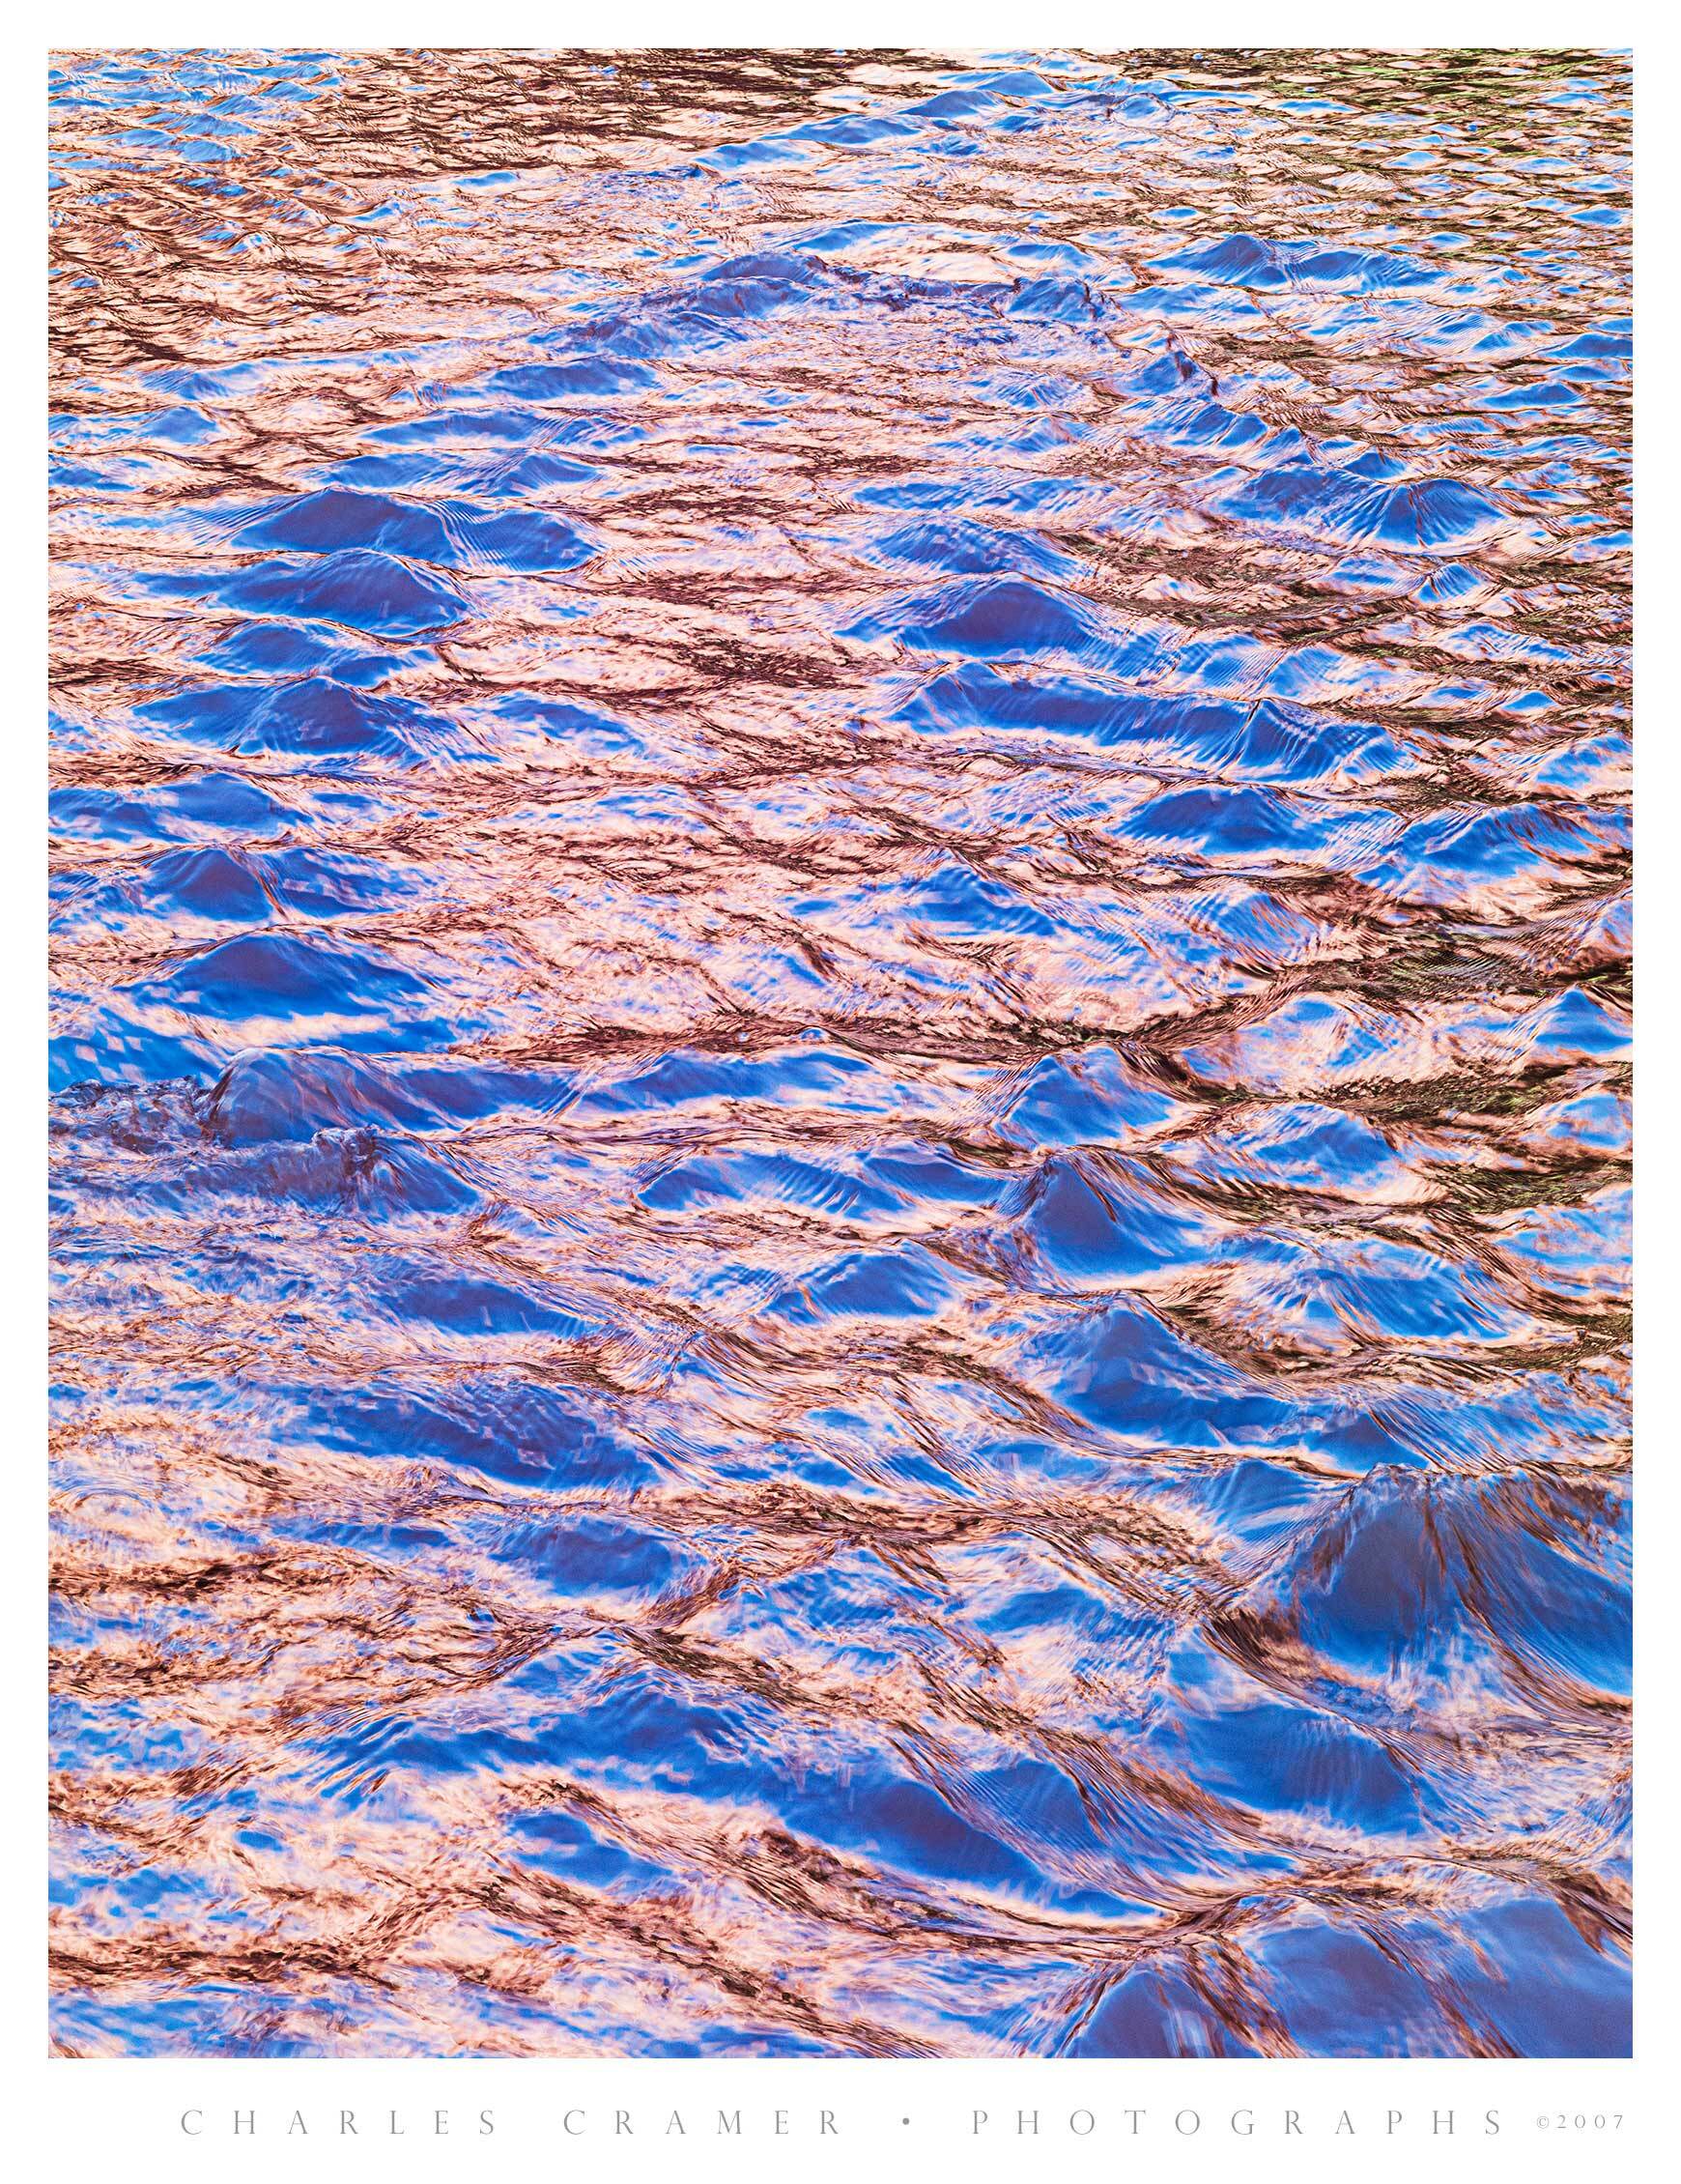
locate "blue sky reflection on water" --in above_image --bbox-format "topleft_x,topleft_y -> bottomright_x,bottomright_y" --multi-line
48,46 -> 1630,2058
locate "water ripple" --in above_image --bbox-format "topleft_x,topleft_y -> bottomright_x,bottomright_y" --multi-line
49,45 -> 1630,2058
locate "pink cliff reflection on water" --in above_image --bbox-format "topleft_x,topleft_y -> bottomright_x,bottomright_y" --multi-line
48,48 -> 1630,2056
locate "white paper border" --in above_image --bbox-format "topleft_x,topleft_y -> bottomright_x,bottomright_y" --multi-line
14,9 -> 1666,2175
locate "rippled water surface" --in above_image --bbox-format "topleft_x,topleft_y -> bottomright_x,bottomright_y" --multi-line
48,47 -> 1632,2057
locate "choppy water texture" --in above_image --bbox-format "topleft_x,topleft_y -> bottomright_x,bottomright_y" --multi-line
48,48 -> 1632,2058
